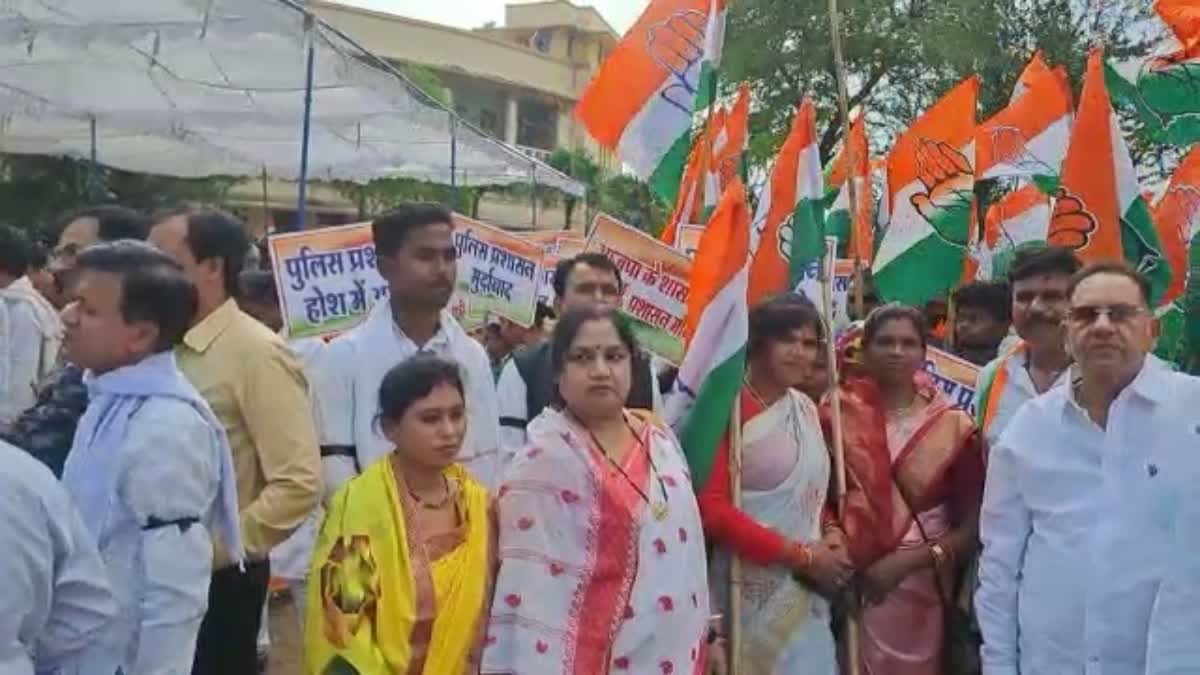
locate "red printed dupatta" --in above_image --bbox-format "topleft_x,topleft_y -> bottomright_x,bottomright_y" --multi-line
820,329 -> 982,569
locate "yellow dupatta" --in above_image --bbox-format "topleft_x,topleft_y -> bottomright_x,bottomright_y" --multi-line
304,460 -> 492,675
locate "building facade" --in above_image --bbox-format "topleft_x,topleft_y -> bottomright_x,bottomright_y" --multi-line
234,1 -> 617,235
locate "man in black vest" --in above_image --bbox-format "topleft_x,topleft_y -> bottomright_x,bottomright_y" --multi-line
497,252 -> 662,462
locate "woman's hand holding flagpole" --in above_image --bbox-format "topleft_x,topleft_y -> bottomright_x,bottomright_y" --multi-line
820,235 -> 861,675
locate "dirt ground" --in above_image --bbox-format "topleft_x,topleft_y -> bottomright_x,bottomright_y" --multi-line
265,591 -> 304,675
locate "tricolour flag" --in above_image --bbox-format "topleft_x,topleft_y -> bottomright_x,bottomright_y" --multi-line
711,84 -> 750,193
575,0 -> 727,205
976,54 -> 1073,191
747,98 -> 824,306
826,113 -> 874,263
671,179 -> 751,487
1150,145 -> 1200,368
1049,48 -> 1170,305
970,184 -> 1051,281
1105,0 -> 1200,147
872,76 -> 979,306
661,119 -> 714,247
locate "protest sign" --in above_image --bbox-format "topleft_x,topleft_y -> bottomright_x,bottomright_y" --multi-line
451,214 -> 544,328
924,347 -> 981,416
269,222 -> 388,339
676,224 -> 704,259
794,257 -> 856,332
586,213 -> 691,364
523,231 -> 585,305
270,216 -> 544,339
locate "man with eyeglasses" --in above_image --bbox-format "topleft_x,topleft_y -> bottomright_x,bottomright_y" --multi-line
974,245 -> 1080,448
1,206 -> 150,477
976,261 -> 1200,675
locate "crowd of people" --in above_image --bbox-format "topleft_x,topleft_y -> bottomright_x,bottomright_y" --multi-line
1,201 -> 1198,675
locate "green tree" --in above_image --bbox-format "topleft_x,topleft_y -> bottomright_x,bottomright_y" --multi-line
547,147 -> 603,227
724,0 -> 1156,167
597,174 -> 669,236
0,155 -> 237,237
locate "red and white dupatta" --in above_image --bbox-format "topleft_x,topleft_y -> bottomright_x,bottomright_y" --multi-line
482,408 -> 710,675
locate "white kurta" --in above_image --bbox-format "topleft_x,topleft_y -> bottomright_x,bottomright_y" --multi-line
314,302 -> 501,490
0,277 -> 61,424
977,357 -> 1200,675
0,440 -> 116,675
62,395 -> 227,675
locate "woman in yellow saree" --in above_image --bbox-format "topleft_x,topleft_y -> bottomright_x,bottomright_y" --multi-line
305,356 -> 493,675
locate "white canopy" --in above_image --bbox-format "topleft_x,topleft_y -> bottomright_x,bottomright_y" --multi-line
0,0 -> 585,196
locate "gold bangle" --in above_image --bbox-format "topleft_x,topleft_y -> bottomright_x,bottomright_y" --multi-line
929,542 -> 949,570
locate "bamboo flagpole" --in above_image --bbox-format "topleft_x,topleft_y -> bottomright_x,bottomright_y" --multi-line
727,396 -> 744,674
819,234 -> 861,675
827,0 -> 867,323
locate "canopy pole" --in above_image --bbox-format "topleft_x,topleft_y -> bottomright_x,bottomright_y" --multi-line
530,161 -> 538,229
88,115 -> 100,201
449,112 -> 459,211
261,166 -> 271,233
295,15 -> 316,231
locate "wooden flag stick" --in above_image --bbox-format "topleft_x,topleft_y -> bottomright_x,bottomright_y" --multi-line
828,0 -> 866,324
819,235 -> 861,675
727,396 -> 744,674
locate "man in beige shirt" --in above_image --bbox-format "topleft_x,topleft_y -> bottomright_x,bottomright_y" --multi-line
148,207 -> 321,675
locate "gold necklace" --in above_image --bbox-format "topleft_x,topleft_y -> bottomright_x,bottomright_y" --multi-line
407,474 -> 454,510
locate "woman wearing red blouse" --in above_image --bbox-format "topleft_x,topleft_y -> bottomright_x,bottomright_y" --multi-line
696,294 -> 852,674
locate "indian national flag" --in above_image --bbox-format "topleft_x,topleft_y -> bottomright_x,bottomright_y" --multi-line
1049,48 -> 1170,306
1151,145 -> 1200,367
575,0 -> 727,204
671,179 -> 751,487
747,98 -> 825,306
976,53 -> 1073,192
969,185 -> 1051,281
872,76 -> 979,306
825,113 -> 874,263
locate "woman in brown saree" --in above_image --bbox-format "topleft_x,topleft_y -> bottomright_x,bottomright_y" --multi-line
824,305 -> 984,675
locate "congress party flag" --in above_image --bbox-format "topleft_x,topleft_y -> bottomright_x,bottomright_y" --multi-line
825,113 -> 874,263
1049,48 -> 1170,306
872,76 -> 979,307
970,184 -> 1051,281
576,0 -> 727,205
976,54 -> 1072,191
747,98 -> 825,306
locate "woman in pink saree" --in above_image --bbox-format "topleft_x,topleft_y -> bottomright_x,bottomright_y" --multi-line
482,307 -> 711,675
824,305 -> 984,675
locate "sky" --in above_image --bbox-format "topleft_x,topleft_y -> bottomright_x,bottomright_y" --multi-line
341,0 -> 646,34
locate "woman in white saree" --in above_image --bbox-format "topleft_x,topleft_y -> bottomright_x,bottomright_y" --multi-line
483,307 -> 712,675
697,294 -> 853,674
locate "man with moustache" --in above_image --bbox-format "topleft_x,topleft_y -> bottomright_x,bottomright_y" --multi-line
977,262 -> 1200,674
973,246 -> 1080,447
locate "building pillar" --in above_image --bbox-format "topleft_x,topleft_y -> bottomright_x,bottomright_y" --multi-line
556,103 -> 572,151
505,96 -> 519,145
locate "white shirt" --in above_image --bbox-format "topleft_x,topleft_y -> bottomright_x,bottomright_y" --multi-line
0,440 -> 115,675
1146,412 -> 1200,674
977,344 -> 1070,448
0,277 -> 61,424
63,397 -> 225,675
315,303 -> 501,490
496,349 -> 663,468
976,357 -> 1200,675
